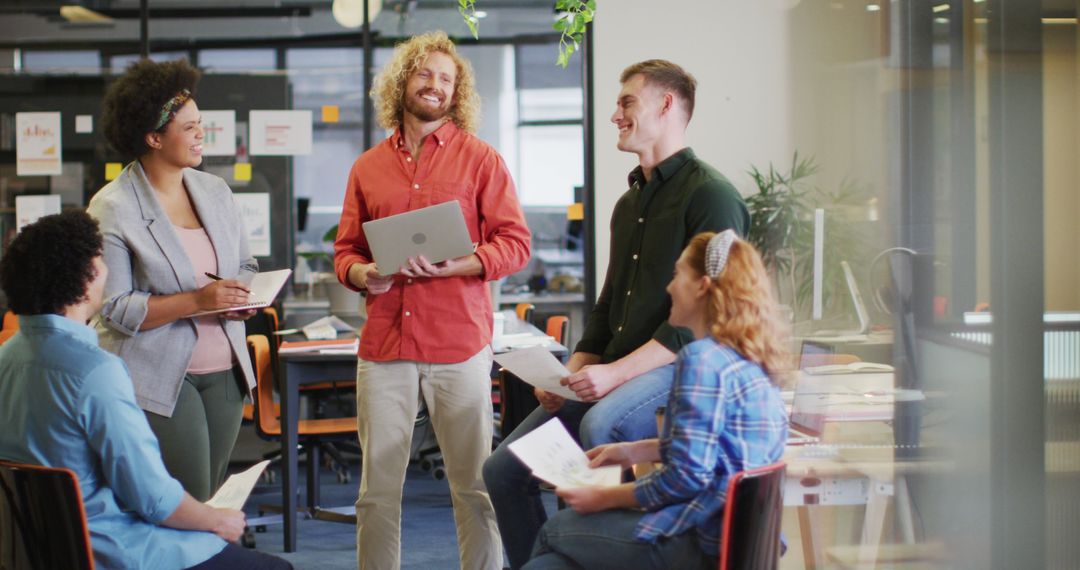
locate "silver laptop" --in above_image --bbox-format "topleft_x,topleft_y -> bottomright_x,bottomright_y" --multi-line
362,201 -> 474,276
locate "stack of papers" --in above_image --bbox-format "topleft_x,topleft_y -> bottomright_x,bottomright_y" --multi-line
279,337 -> 359,354
494,346 -> 580,401
508,419 -> 622,488
301,315 -> 356,340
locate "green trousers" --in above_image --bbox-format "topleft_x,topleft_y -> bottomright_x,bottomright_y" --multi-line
146,367 -> 245,502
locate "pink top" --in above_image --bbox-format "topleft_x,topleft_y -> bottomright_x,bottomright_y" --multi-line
174,225 -> 234,374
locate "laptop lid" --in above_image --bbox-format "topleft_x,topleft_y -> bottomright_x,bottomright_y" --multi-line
361,201 -> 474,276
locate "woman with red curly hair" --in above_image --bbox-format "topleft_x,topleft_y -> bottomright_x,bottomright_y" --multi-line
523,230 -> 790,570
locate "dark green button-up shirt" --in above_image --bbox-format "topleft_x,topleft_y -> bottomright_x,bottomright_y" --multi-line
575,147 -> 749,363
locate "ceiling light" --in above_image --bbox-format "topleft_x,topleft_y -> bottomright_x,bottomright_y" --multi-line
932,4 -> 949,12
934,17 -> 948,24
332,0 -> 382,29
473,10 -> 487,19
866,4 -> 881,13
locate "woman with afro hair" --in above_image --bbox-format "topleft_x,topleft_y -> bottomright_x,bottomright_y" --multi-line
87,59 -> 258,502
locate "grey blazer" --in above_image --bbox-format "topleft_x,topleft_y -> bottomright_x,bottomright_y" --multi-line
87,161 -> 257,417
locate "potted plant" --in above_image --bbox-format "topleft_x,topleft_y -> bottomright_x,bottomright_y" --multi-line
745,153 -> 873,322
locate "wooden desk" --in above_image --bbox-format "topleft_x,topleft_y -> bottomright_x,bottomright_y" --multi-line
275,313 -> 564,552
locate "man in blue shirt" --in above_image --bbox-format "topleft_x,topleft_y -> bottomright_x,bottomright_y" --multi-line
0,211 -> 291,570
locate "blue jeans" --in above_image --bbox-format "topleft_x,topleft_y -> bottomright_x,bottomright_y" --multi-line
521,508 -> 716,570
482,365 -> 674,569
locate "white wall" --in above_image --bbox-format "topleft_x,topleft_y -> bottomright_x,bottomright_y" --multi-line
591,0 -> 793,294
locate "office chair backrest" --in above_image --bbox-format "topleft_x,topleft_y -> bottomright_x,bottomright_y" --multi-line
0,328 -> 16,346
546,316 -> 569,346
719,462 -> 786,570
0,459 -> 95,570
2,311 -> 17,331
247,334 -> 280,437
515,303 -> 535,325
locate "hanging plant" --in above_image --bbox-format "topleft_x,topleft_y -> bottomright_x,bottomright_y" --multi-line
461,0 -> 595,67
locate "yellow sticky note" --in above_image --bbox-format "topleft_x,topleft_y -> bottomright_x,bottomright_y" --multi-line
234,163 -> 252,182
567,203 -> 584,221
105,162 -> 123,181
322,105 -> 340,123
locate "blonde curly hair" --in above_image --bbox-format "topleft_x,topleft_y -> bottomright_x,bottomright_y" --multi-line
685,232 -> 792,383
372,31 -> 480,134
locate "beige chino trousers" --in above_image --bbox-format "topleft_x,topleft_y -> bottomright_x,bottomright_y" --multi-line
354,346 -> 502,570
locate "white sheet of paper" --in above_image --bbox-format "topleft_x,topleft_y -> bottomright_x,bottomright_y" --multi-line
75,114 -> 93,134
200,110 -> 237,156
16,112 -> 62,176
206,460 -> 271,510
507,418 -> 622,488
233,193 -> 271,257
249,110 -> 312,156
15,195 -> 61,232
494,346 -> 580,402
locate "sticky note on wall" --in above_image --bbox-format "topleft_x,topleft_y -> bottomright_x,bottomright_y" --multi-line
234,163 -> 252,182
105,162 -> 122,181
322,105 -> 340,123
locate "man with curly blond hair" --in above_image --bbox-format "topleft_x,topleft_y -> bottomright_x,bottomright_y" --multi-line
334,31 -> 530,570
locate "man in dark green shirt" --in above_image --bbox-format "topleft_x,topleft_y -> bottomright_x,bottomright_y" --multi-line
483,59 -> 748,569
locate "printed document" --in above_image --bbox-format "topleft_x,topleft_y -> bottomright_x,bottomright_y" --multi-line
494,345 -> 580,401
206,460 -> 271,510
507,418 -> 622,488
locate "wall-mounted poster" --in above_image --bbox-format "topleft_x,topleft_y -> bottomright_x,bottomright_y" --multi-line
16,195 -> 61,232
249,110 -> 312,156
233,192 -> 271,257
201,110 -> 237,156
16,112 -> 62,176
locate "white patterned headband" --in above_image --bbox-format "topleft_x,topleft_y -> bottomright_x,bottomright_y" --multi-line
705,230 -> 738,278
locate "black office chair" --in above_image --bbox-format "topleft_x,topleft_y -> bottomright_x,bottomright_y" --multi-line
0,459 -> 94,570
718,462 -> 786,570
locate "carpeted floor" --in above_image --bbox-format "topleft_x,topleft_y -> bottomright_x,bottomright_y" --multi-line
238,445 -> 556,569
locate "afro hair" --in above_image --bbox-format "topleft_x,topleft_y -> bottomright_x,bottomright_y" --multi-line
0,211 -> 104,316
101,58 -> 200,159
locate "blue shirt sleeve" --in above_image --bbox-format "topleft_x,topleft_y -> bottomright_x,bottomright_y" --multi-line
77,358 -> 184,524
634,345 -> 726,510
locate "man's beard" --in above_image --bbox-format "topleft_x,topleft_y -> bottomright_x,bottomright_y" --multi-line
404,92 -> 451,122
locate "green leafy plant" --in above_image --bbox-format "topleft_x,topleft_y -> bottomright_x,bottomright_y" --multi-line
745,153 -> 873,320
297,224 -> 339,265
461,0 -> 595,67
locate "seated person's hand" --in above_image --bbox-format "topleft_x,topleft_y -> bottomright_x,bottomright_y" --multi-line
563,364 -> 620,402
534,387 -> 565,413
586,443 -> 636,470
555,486 -> 608,515
210,508 -> 247,543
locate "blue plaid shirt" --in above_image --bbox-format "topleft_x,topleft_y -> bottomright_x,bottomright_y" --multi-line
633,337 -> 788,554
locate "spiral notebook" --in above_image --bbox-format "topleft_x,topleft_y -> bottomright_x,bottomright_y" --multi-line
188,268 -> 292,317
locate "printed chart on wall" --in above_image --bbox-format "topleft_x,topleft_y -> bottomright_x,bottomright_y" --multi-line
200,110 -> 237,156
249,110 -> 312,156
16,112 -> 62,176
234,192 -> 271,257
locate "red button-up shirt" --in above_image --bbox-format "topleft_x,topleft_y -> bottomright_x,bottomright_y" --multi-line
334,122 -> 531,363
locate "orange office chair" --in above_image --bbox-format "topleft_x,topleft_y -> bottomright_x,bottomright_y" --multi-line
2,311 -> 17,331
0,460 -> 94,570
515,302 -> 535,325
248,334 -> 357,509
545,315 -> 569,347
718,462 -> 787,570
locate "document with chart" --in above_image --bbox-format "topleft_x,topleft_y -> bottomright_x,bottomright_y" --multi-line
507,418 -> 621,488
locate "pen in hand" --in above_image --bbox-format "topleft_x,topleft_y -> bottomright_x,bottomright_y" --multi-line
205,272 -> 223,281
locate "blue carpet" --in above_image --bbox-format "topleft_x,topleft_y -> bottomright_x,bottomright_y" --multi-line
243,458 -> 557,569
